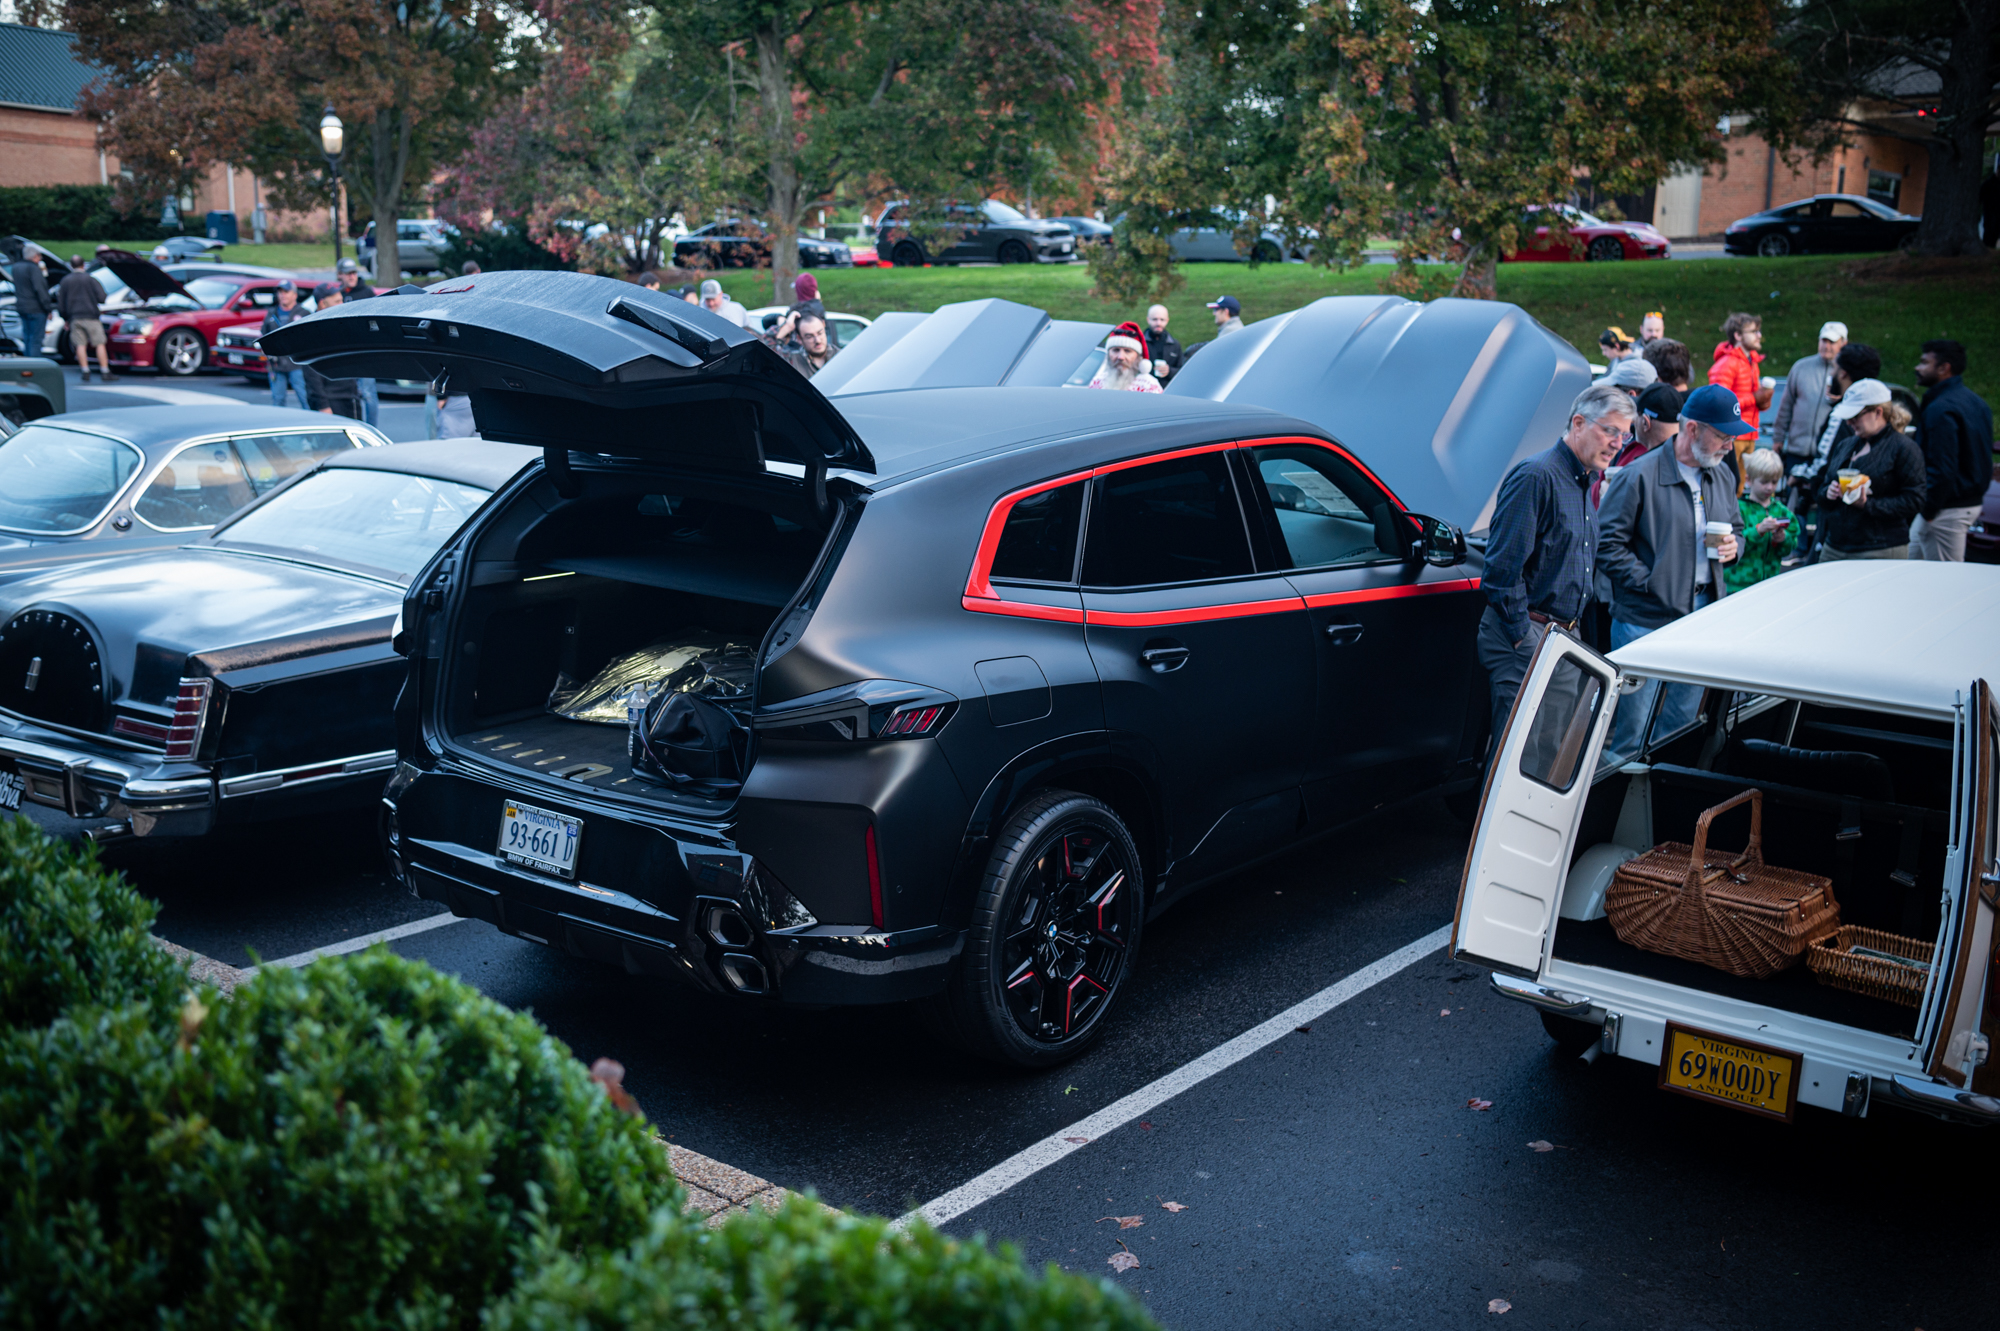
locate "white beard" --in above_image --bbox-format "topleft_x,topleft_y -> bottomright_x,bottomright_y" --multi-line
1101,361 -> 1139,390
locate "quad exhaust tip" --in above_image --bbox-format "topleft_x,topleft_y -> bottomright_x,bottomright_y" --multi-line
718,953 -> 768,995
704,904 -> 755,949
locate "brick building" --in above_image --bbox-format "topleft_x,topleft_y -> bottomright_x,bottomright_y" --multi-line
1649,113 -> 1930,240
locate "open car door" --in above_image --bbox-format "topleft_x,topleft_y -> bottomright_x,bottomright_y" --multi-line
1452,631 -> 1619,978
1923,680 -> 1998,1094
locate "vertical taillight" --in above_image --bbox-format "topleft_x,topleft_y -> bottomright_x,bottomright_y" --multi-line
865,824 -> 884,931
879,704 -> 945,736
164,677 -> 212,761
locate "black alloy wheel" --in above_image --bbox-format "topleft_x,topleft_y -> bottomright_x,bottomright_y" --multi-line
890,239 -> 927,268
996,239 -> 1033,265
157,327 -> 206,376
940,791 -> 1143,1067
1756,232 -> 1791,258
1586,235 -> 1626,262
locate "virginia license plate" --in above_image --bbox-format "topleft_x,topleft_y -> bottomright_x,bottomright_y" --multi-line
498,799 -> 581,879
0,767 -> 22,812
226,353 -> 244,364
1659,1023 -> 1801,1122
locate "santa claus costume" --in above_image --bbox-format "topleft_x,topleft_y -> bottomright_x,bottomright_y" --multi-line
1088,321 -> 1164,393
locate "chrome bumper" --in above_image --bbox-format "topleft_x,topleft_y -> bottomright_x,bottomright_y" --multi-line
1489,971 -> 1597,1017
0,730 -> 212,830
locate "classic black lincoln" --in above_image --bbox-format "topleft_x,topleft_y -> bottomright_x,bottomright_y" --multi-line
265,272 -> 1587,1066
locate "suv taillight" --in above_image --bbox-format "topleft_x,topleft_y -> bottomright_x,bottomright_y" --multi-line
879,704 -> 946,737
164,678 -> 212,760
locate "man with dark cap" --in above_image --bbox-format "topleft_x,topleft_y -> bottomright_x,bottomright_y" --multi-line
334,257 -> 378,425
1207,295 -> 1244,337
1598,384 -> 1747,756
303,283 -> 363,419
637,271 -> 661,291
259,280 -> 310,408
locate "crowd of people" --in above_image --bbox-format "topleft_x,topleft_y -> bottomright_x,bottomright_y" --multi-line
1483,308 -> 1993,746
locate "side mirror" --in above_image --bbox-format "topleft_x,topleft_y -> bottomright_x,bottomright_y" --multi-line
1409,514 -> 1467,567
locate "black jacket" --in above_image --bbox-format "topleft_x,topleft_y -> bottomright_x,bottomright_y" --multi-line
1915,377 -> 1994,515
9,258 -> 52,317
1143,327 -> 1183,380
305,365 -> 363,417
259,302 -> 309,373
1821,428 -> 1927,553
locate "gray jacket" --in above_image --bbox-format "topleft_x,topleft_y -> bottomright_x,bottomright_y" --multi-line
1595,442 -> 1743,630
1772,352 -> 1833,459
9,258 -> 52,317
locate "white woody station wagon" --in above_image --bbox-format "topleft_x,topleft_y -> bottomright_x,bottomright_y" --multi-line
1456,561 -> 1999,1126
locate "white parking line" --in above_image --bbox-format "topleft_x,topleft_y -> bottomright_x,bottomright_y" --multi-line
257,911 -> 466,969
898,923 -> 1454,1232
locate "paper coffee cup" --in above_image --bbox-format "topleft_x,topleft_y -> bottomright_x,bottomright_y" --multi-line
1704,521 -> 1732,548
1836,468 -> 1862,489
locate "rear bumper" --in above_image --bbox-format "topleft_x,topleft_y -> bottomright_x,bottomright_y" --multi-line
0,719 -> 213,835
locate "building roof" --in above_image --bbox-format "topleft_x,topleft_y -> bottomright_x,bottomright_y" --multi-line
1606,562 -> 2000,721
0,23 -> 97,114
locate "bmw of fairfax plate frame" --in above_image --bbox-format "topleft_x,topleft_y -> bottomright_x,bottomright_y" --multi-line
498,799 -> 582,879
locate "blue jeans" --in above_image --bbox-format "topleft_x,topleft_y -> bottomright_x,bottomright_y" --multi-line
19,314 -> 46,359
269,368 -> 309,408
1607,594 -> 1712,760
357,377 -> 379,426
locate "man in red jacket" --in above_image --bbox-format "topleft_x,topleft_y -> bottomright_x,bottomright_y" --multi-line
1708,312 -> 1773,429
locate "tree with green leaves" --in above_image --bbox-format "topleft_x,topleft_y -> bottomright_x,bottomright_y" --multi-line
1090,0 -> 1781,302
1748,0 -> 1999,256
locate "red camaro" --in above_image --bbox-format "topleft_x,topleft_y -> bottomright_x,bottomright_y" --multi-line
1504,205 -> 1671,263
95,251 -> 293,377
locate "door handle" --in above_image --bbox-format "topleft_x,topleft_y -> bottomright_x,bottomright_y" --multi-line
1324,622 -> 1365,646
1139,645 -> 1191,673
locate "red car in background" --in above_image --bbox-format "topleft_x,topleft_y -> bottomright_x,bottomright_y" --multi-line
95,250 -> 292,376
1504,205 -> 1671,262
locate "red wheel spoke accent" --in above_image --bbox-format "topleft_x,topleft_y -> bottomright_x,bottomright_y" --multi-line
1005,958 -> 1038,990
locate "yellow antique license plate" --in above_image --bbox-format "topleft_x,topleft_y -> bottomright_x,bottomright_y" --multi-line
1659,1024 -> 1801,1122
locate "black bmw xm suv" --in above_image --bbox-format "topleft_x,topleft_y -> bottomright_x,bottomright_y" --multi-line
269,272 -> 1530,1066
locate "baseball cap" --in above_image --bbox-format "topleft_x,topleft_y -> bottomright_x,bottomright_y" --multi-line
700,278 -> 723,297
276,279 -> 296,292
1206,295 -> 1240,315
1599,326 -> 1631,348
1598,357 -> 1658,391
313,281 -> 342,301
336,257 -> 359,274
1818,321 -> 1848,342
1680,383 -> 1756,436
1635,383 -> 1681,423
1829,377 -> 1892,421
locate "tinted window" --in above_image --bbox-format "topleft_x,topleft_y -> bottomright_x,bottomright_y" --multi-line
0,425 -> 143,533
991,481 -> 1084,583
231,431 -> 356,494
1249,444 -> 1402,569
1519,655 -> 1605,793
1826,201 -> 1867,217
135,441 -> 255,530
216,468 -> 490,582
1082,453 -> 1252,587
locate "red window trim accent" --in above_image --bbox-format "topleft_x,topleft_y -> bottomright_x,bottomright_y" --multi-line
1301,577 -> 1481,609
962,435 -> 1420,623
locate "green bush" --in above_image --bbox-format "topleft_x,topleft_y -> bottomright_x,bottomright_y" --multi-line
0,185 -> 167,241
0,814 -> 185,1030
490,1196 -> 1161,1331
0,949 -> 679,1330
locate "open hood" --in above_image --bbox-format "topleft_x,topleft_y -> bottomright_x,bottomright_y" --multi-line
810,297 -> 1110,396
93,249 -> 192,303
262,269 -> 873,475
1166,295 -> 1590,533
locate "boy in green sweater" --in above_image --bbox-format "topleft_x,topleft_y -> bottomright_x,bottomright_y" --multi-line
1726,447 -> 1799,591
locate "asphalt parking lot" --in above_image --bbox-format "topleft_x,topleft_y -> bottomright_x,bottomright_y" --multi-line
21,777 -> 1993,1330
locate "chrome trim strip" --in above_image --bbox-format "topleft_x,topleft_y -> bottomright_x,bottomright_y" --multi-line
1885,1075 -> 2000,1126
1489,972 -> 1596,1017
217,749 -> 396,798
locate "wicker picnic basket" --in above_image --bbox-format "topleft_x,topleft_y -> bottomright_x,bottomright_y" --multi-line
1603,788 -> 1841,979
1806,925 -> 1934,1007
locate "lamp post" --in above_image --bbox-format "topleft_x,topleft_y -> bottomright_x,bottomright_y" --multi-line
319,106 -> 345,264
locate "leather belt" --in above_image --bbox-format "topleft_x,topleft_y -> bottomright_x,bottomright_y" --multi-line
1528,611 -> 1578,630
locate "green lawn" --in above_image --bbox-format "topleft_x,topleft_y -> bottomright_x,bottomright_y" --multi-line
713,254 -> 2000,402
32,239 -> 345,273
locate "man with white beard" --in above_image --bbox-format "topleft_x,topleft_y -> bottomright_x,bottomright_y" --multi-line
1087,321 -> 1164,393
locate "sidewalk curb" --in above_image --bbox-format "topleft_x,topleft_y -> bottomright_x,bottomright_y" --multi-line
153,936 -> 250,995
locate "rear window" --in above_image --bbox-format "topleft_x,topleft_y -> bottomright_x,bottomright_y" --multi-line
216,468 -> 490,582
1082,453 -> 1252,588
0,425 -> 143,534
991,481 -> 1084,583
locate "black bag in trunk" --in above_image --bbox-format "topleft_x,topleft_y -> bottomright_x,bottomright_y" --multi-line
632,692 -> 749,796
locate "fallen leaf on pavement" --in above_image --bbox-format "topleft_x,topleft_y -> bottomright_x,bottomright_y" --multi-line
1108,1252 -> 1141,1273
1063,1085 -> 1077,1095
1467,1098 -> 1494,1111
1064,1136 -> 1090,1144
1295,1024 -> 1313,1034
1099,1216 -> 1144,1229
1161,1202 -> 1188,1212
1488,1298 -> 1512,1314
1441,1008 -> 1451,1016
1527,1140 -> 1554,1153
1140,1121 -> 1153,1130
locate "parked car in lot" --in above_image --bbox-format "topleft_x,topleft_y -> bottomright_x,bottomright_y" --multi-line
216,312 -> 427,399
1457,563 -> 2000,1127
1050,216 -> 1114,248
672,221 -> 854,270
0,438 -> 525,841
1967,467 -> 2000,565
1723,194 -> 1920,257
0,342 -> 63,425
267,274 -> 1585,1066
875,199 -> 1075,267
360,218 -> 451,276
87,250 -> 294,376
1165,216 -> 1306,264
1504,204 -> 1670,262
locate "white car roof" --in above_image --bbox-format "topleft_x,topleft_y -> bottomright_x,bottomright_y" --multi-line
1606,561 -> 2000,720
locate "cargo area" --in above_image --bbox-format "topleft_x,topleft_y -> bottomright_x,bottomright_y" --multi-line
1554,692 -> 1958,1039
440,469 -> 840,811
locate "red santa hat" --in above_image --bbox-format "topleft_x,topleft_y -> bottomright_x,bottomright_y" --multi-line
1105,321 -> 1146,355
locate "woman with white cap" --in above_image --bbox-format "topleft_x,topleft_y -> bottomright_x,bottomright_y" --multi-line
1816,379 -> 1927,560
